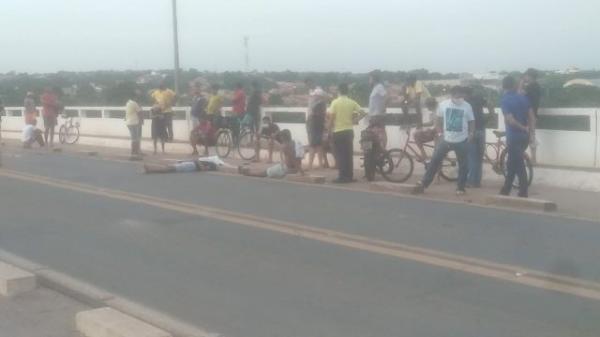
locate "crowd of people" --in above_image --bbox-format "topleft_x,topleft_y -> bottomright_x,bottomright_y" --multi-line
13,68 -> 541,198
11,87 -> 64,149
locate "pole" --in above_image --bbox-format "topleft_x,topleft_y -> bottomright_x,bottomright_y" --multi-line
244,36 -> 249,72
172,0 -> 181,96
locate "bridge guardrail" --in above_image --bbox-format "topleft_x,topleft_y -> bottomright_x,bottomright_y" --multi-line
2,106 -> 599,169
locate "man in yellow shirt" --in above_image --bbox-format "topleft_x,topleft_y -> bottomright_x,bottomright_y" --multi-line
206,84 -> 223,122
400,74 -> 430,125
328,83 -> 364,183
151,81 -> 176,141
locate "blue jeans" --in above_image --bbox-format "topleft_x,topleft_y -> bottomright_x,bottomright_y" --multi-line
421,139 -> 469,191
467,130 -> 486,187
501,138 -> 529,197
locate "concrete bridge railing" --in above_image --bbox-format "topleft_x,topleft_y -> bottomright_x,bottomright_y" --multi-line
2,106 -> 599,169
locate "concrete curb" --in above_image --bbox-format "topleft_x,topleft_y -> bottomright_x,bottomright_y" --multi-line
369,181 -> 416,194
287,175 -> 326,184
485,195 -> 558,212
0,249 -> 218,337
0,260 -> 36,297
77,307 -> 172,337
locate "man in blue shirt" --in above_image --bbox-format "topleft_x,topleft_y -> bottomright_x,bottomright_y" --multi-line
500,76 -> 535,198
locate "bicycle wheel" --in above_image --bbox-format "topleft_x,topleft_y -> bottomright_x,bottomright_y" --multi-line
238,130 -> 257,161
58,125 -> 67,144
379,149 -> 414,183
64,126 -> 80,144
215,130 -> 232,158
436,149 -> 458,182
486,143 -> 503,174
500,149 -> 534,187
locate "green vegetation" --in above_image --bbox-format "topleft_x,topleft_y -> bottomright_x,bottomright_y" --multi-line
0,69 -> 599,108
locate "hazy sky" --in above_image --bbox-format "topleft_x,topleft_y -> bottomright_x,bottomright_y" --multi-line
2,0 -> 599,73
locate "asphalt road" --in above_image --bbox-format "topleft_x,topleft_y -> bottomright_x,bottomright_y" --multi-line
1,149 -> 599,337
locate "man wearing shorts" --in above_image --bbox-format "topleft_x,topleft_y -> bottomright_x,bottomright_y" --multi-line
258,116 -> 280,163
144,159 -> 218,174
41,87 -> 60,147
239,129 -> 304,178
150,105 -> 167,154
151,81 -> 176,141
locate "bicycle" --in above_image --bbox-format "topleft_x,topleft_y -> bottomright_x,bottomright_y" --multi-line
237,124 -> 262,161
58,114 -> 80,145
380,124 -> 459,183
212,115 -> 237,158
359,126 -> 398,182
485,130 -> 534,187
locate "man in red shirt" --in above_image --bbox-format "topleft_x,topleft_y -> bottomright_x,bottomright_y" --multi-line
41,87 -> 60,147
231,82 -> 246,143
232,82 -> 246,117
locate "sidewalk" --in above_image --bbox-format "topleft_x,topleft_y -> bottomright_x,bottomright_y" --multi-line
0,287 -> 87,337
2,136 -> 600,222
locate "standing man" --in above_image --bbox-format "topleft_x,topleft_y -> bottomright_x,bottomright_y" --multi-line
125,89 -> 144,157
151,81 -> 176,141
328,83 -> 364,183
465,85 -> 494,187
190,83 -> 206,128
231,82 -> 246,143
400,74 -> 429,124
24,92 -> 38,125
206,84 -> 223,127
500,76 -> 535,198
413,86 -> 474,196
245,81 -> 263,161
521,68 -> 541,164
305,78 -> 329,170
367,70 -> 388,148
40,87 -> 60,147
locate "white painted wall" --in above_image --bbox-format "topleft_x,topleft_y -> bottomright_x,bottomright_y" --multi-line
3,106 -> 599,169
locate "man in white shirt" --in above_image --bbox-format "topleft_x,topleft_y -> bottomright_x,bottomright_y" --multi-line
125,89 -> 143,157
22,119 -> 45,148
413,86 -> 474,195
367,70 -> 388,149
367,70 -> 387,121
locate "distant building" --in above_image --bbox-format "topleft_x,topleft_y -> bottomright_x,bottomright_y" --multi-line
555,67 -> 581,75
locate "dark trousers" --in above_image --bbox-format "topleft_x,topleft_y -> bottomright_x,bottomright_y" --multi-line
501,138 -> 529,197
333,130 -> 354,181
165,114 -> 173,141
467,130 -> 486,186
401,101 -> 422,126
422,139 -> 468,191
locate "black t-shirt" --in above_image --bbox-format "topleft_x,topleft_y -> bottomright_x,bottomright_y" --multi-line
525,82 -> 542,116
466,94 -> 487,131
261,123 -> 280,137
246,90 -> 262,117
191,96 -> 207,119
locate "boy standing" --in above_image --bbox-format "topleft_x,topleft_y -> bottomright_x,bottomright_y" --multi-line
413,86 -> 474,195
